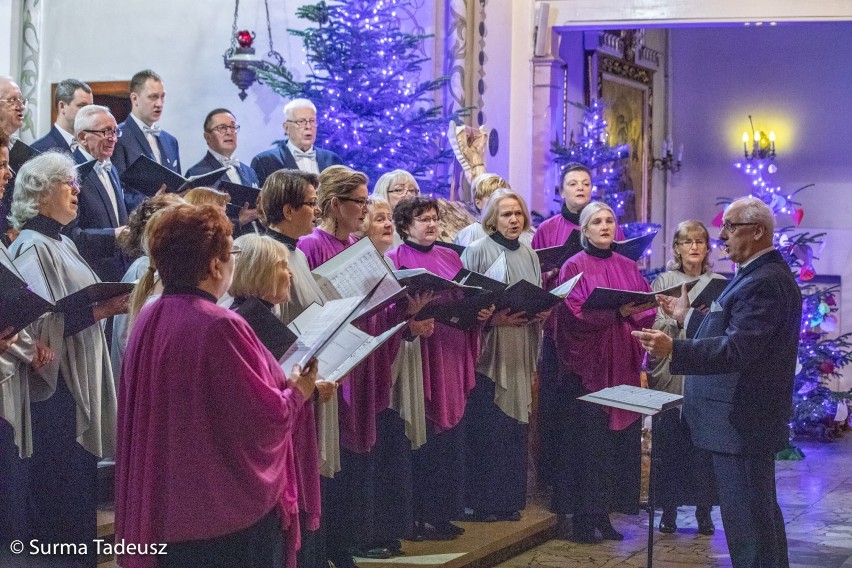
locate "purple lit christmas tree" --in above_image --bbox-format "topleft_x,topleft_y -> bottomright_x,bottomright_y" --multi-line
723,119 -> 852,447
256,0 -> 462,195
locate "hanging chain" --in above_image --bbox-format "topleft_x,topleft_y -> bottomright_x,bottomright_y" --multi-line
264,0 -> 275,54
229,0 -> 240,51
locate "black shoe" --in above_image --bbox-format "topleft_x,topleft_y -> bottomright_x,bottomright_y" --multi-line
594,515 -> 624,541
659,507 -> 677,534
572,516 -> 602,544
382,539 -> 402,553
410,522 -> 457,542
696,506 -> 715,536
498,511 -> 521,521
351,546 -> 394,559
430,519 -> 465,535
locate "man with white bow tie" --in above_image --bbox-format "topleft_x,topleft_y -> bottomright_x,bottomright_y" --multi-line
112,69 -> 181,212
186,108 -> 260,234
251,98 -> 343,187
65,104 -> 130,282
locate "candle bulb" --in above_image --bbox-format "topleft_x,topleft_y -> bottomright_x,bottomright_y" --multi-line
678,144 -> 684,162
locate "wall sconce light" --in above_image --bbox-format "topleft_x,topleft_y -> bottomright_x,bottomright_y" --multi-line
651,137 -> 683,173
742,115 -> 776,161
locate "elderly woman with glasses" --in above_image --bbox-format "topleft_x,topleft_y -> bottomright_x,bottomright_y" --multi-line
371,169 -> 420,248
647,220 -> 724,536
115,204 -> 316,568
387,195 -> 494,540
7,151 -> 128,566
551,200 -> 655,544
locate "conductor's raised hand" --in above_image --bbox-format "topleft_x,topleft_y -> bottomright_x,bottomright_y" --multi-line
288,357 -> 318,400
656,282 -> 690,325
631,328 -> 673,359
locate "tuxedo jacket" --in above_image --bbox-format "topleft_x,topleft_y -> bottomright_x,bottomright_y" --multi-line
186,151 -> 259,188
62,165 -> 130,282
113,117 -> 181,211
31,126 -> 86,165
250,143 -> 343,187
670,250 -> 801,456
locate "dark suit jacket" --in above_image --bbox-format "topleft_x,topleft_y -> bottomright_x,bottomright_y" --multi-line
113,117 -> 181,212
62,165 -> 130,282
31,127 -> 87,165
670,250 -> 801,456
186,151 -> 259,188
250,143 -> 343,187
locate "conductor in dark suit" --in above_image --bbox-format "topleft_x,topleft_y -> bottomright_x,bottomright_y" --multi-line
186,108 -> 259,235
31,78 -> 92,162
112,70 -> 180,211
65,104 -> 129,282
634,196 -> 800,568
250,98 -> 343,187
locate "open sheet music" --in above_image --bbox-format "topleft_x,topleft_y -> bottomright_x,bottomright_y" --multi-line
578,385 -> 683,415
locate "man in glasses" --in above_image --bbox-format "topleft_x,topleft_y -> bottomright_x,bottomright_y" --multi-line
251,98 -> 343,187
187,108 -> 260,234
113,69 -> 181,211
32,78 -> 92,162
0,76 -> 29,239
66,104 -> 129,282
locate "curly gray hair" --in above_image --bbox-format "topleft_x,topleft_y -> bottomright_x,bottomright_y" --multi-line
9,151 -> 77,230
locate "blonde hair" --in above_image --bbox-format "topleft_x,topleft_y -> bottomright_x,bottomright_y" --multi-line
480,189 -> 531,235
359,197 -> 392,236
667,219 -> 713,273
317,165 -> 369,221
471,173 -> 510,204
183,187 -> 231,207
229,234 -> 290,299
371,170 -> 419,203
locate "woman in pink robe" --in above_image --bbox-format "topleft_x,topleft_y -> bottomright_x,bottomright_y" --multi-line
551,201 -> 655,544
115,204 -> 316,568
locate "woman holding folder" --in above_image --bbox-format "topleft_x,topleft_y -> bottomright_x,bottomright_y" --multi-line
116,204 -> 316,568
387,195 -> 494,540
460,189 -> 547,522
8,152 -> 128,566
551,200 -> 655,543
647,220 -> 723,535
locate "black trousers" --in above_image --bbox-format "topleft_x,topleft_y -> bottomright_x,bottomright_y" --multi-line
712,452 -> 789,568
412,420 -> 465,523
159,508 -> 284,568
654,407 -> 717,509
536,336 -> 561,486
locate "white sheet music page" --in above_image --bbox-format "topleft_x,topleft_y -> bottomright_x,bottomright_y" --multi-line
578,385 -> 682,415
550,271 -> 583,298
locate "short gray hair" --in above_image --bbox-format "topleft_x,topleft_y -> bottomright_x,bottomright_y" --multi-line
371,169 -> 419,202
729,196 -> 775,233
74,104 -> 113,134
579,201 -> 615,248
9,152 -> 77,230
283,98 -> 317,120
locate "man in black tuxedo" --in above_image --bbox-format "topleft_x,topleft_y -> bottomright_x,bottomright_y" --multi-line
251,98 -> 343,187
31,78 -> 92,162
0,76 -> 27,239
65,104 -> 129,282
112,69 -> 180,211
186,108 -> 259,234
635,196 -> 800,568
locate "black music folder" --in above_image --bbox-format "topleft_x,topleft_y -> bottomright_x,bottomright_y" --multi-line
121,156 -> 228,196
9,140 -> 41,173
535,230 -> 582,272
613,231 -> 658,262
583,280 -> 696,311
690,277 -> 729,308
233,297 -> 297,359
219,181 -> 261,208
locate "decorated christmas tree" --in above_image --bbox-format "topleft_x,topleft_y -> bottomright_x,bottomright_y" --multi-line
723,119 -> 852,447
256,0 -> 462,195
551,99 -> 659,241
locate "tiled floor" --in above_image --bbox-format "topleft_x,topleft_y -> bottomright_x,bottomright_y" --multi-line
499,432 -> 852,568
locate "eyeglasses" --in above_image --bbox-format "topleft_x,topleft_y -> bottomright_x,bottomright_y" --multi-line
208,124 -> 240,134
414,215 -> 440,224
286,119 -> 317,128
230,246 -> 242,258
387,185 -> 419,196
299,200 -> 319,209
83,128 -> 122,139
0,97 -> 28,108
339,197 -> 370,208
678,239 -> 707,248
720,221 -> 759,233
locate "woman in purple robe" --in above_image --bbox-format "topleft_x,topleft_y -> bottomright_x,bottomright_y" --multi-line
387,195 -> 494,540
533,163 -> 625,487
115,204 -> 317,568
551,200 -> 655,543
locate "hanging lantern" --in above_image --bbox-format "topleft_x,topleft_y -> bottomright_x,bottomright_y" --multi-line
222,0 -> 284,100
